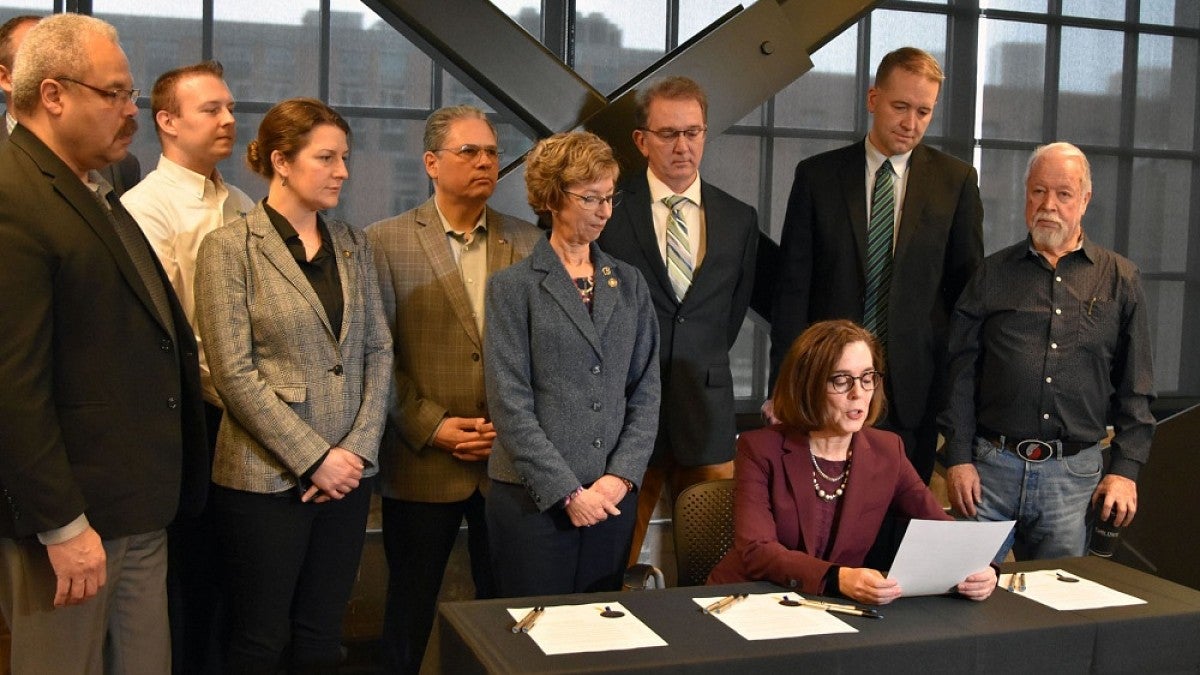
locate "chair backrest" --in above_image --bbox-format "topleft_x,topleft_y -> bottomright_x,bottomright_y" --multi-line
672,478 -> 736,586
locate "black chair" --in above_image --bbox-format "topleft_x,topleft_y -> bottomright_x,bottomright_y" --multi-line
672,479 -> 736,587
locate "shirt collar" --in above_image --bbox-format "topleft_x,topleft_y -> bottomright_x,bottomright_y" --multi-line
434,200 -> 487,241
263,199 -> 330,245
646,168 -> 703,207
4,111 -> 15,135
1025,232 -> 1093,264
154,154 -> 229,202
864,137 -> 913,181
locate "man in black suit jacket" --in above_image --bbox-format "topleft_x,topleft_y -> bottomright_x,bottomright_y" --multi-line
598,76 -> 758,565
771,47 -> 983,486
0,15 -> 205,673
1,14 -> 140,194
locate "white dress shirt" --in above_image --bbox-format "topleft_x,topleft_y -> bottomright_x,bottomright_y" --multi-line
122,154 -> 255,405
646,168 -> 707,270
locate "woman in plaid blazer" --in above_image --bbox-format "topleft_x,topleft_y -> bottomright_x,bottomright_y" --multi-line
196,98 -> 392,672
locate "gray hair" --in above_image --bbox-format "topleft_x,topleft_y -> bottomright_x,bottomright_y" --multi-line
12,13 -> 119,115
1026,141 -> 1092,194
423,105 -> 495,152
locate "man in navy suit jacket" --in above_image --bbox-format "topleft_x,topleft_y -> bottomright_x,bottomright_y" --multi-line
770,47 -> 983,488
598,76 -> 758,565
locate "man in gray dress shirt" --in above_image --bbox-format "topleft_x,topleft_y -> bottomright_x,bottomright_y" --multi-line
940,142 -> 1156,561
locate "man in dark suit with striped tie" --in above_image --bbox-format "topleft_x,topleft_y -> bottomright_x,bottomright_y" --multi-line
598,76 -> 759,566
771,46 -> 984,491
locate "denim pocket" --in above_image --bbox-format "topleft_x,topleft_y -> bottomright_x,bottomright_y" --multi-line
972,435 -> 1000,463
1063,446 -> 1103,478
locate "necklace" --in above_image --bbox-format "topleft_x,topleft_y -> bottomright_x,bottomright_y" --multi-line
810,448 -> 852,502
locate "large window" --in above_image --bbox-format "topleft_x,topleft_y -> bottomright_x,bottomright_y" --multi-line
4,0 -> 1196,404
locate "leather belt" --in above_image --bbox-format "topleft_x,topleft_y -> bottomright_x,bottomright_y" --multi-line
977,426 -> 1095,462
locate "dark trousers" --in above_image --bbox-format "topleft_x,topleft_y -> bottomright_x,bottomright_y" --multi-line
486,480 -> 637,598
380,491 -> 495,674
213,478 -> 372,674
168,402 -> 224,675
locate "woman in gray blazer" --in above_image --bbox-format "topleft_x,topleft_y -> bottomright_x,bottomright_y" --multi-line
195,99 -> 392,672
484,132 -> 660,597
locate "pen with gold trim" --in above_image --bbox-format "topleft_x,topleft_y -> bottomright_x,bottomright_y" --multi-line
512,606 -> 543,633
703,595 -> 737,614
797,598 -> 881,619
522,607 -> 545,633
712,593 -> 748,614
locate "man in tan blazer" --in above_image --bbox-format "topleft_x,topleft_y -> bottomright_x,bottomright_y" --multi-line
366,105 -> 541,674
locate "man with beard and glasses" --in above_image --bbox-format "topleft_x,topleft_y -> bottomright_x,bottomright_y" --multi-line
121,60 -> 253,674
0,14 -> 206,673
940,142 -> 1156,563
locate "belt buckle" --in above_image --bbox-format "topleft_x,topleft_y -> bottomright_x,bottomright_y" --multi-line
1015,439 -> 1055,462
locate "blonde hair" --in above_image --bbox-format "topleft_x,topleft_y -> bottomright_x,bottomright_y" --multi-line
874,46 -> 944,88
524,131 -> 619,214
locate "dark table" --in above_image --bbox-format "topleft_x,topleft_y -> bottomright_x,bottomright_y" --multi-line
429,557 -> 1200,674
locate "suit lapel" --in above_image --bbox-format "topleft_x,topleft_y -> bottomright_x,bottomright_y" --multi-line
893,144 -> 929,269
839,145 -> 870,278
620,176 -> 676,303
30,141 -> 169,337
825,431 -> 879,563
531,241 -> 603,357
589,247 -> 619,342
328,221 -> 356,345
780,431 -> 822,557
249,208 -> 336,339
414,198 -> 482,348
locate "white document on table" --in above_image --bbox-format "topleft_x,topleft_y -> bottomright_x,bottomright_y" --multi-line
887,519 -> 1015,596
999,569 -> 1146,611
506,601 -> 667,656
692,593 -> 858,641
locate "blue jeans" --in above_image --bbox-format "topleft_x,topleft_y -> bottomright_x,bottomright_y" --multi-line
968,436 -> 1103,563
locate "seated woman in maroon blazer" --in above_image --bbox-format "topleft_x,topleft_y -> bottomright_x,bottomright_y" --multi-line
708,320 -> 995,604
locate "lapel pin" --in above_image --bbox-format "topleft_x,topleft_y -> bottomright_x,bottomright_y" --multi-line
601,266 -> 612,276
343,250 -> 352,258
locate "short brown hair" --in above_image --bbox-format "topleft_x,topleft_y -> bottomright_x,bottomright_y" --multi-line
423,105 -> 495,152
772,320 -> 886,433
633,75 -> 708,130
246,97 -> 351,179
0,15 -> 39,70
150,60 -> 224,119
874,46 -> 944,88
524,131 -> 619,214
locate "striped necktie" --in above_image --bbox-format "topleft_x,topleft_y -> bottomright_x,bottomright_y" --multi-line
663,194 -> 693,301
863,160 -> 895,341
